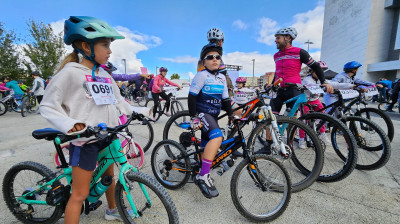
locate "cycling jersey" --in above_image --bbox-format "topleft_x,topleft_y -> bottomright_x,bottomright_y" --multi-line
274,46 -> 325,87
189,70 -> 230,117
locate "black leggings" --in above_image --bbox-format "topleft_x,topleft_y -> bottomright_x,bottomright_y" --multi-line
388,82 -> 400,109
151,91 -> 171,117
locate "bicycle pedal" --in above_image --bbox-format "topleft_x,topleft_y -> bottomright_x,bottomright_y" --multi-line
88,200 -> 102,211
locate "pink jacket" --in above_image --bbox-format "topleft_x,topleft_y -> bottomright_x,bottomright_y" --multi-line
152,74 -> 179,93
0,83 -> 10,91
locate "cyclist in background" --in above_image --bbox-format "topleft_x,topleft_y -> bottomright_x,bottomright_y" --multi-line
151,67 -> 181,121
386,78 -> 400,112
18,80 -> 29,93
299,61 -> 353,148
30,71 -> 46,104
2,76 -> 24,105
323,61 -> 374,114
232,77 -> 256,117
189,43 -> 233,198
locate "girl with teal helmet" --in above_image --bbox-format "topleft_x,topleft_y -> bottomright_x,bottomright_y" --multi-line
40,16 -> 135,223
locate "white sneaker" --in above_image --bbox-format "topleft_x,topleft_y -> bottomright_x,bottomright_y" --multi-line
165,111 -> 171,116
298,138 -> 306,149
319,133 -> 331,145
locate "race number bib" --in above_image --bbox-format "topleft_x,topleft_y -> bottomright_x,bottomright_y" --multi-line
305,85 -> 324,94
339,89 -> 359,99
87,82 -> 117,105
364,87 -> 379,97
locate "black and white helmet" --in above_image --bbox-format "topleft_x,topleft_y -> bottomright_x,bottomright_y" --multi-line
275,27 -> 298,40
207,28 -> 224,41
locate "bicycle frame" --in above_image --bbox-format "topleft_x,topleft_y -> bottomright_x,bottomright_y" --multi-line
18,135 -> 150,218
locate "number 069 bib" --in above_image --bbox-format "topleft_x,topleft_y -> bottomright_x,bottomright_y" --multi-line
87,82 -> 117,105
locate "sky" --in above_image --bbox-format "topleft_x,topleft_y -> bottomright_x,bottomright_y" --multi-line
0,0 -> 325,79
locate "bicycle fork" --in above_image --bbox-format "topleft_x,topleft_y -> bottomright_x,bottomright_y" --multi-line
261,106 -> 289,158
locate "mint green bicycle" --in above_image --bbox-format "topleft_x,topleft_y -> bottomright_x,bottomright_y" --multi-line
2,112 -> 179,224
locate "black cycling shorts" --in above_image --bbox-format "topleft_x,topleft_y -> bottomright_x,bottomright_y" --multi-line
270,87 -> 301,114
198,112 -> 223,147
69,140 -> 110,171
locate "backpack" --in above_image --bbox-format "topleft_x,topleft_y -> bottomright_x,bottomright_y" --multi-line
147,79 -> 154,91
41,78 -> 47,89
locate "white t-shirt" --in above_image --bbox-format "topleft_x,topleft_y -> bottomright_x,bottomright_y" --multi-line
233,87 -> 256,105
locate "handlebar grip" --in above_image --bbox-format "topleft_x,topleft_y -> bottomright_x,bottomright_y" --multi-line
273,78 -> 283,86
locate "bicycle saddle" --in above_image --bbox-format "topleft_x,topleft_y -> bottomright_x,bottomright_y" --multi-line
32,128 -> 63,140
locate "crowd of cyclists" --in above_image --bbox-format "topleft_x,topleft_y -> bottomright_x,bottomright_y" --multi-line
1,15 -> 396,223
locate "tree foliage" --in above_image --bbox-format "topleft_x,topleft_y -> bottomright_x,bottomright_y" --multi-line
23,20 -> 65,81
0,22 -> 25,81
170,73 -> 180,80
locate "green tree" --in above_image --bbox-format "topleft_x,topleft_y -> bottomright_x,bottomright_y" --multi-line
23,20 -> 65,81
0,22 -> 25,81
170,73 -> 180,80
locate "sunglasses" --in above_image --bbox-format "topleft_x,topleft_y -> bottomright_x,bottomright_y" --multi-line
204,54 -> 221,60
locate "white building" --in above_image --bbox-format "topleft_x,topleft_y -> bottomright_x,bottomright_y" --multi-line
321,0 -> 400,82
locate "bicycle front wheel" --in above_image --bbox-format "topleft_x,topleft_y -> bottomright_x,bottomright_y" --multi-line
136,91 -> 147,107
300,112 -> 358,182
344,116 -> 391,170
115,171 -> 179,224
21,97 -> 30,117
170,100 -> 184,116
355,107 -> 394,142
247,116 -> 324,192
231,154 -> 291,222
2,161 -> 63,224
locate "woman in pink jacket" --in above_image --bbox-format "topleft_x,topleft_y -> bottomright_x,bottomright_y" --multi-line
151,67 -> 181,121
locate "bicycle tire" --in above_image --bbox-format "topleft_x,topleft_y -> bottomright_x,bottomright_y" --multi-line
343,116 -> 391,170
151,139 -> 191,190
300,112 -> 358,182
247,116 -> 324,192
127,119 -> 154,153
355,107 -> 394,142
230,154 -> 291,222
2,161 -> 63,224
163,110 -> 192,141
21,97 -> 29,117
0,101 -> 8,116
170,100 -> 184,116
11,100 -> 21,113
136,91 -> 147,107
145,99 -> 162,121
115,171 -> 180,224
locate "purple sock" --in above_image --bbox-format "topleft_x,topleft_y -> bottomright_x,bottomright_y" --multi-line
200,158 -> 213,176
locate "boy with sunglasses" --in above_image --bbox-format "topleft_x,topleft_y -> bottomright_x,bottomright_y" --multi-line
189,43 -> 233,199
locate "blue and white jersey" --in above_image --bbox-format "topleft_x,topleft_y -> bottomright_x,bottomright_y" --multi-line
189,70 -> 229,116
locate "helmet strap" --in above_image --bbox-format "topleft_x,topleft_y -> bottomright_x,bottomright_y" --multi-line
73,43 -> 99,81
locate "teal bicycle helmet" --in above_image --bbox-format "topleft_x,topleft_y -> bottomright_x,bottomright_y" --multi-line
64,16 -> 124,45
63,16 -> 124,80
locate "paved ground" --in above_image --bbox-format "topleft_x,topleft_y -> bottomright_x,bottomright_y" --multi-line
0,101 -> 399,224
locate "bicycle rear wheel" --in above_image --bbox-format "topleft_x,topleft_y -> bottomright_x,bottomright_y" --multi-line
123,141 -> 144,169
21,97 -> 30,117
136,91 -> 147,107
344,116 -> 391,170
300,113 -> 358,182
2,161 -> 63,224
145,99 -> 162,121
231,154 -> 291,222
0,101 -> 8,116
247,116 -> 324,192
151,140 -> 191,190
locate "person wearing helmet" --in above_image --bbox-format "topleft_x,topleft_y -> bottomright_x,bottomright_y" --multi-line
268,27 -> 333,115
197,27 -> 226,72
323,61 -> 374,113
39,16 -> 135,223
189,43 -> 233,199
231,77 -> 256,115
151,67 -> 182,120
